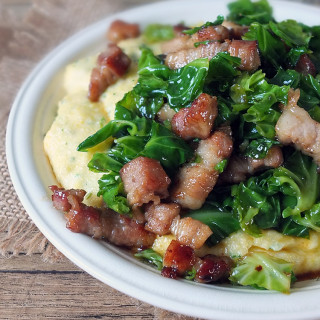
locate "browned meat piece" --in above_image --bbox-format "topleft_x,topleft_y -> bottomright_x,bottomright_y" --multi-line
165,40 -> 260,71
50,185 -> 86,212
171,93 -> 218,140
222,20 -> 249,39
162,240 -> 196,277
194,255 -> 233,283
219,146 -> 284,185
161,24 -> 230,54
156,103 -> 177,123
171,130 -> 233,209
88,44 -> 131,102
227,40 -> 261,71
120,157 -> 171,208
50,187 -> 155,248
295,54 -> 316,77
170,216 -> 213,249
145,203 -> 180,235
165,41 -> 229,69
276,89 -> 320,165
107,19 -> 140,43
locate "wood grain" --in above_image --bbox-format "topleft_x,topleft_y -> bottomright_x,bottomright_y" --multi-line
0,254 -> 191,320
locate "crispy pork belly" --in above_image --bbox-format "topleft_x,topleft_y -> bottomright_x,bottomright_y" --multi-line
171,93 -> 218,140
120,157 -> 171,208
227,40 -> 261,71
161,25 -> 230,54
88,44 -> 131,102
50,186 -> 155,248
162,240 -> 196,277
171,130 -> 233,209
276,89 -> 320,165
170,216 -> 213,249
145,203 -> 180,235
107,20 -> 140,43
165,40 -> 260,71
219,146 -> 284,185
194,254 -> 233,283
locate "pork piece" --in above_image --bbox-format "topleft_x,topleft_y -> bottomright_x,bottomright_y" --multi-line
171,130 -> 233,209
222,20 -> 249,40
161,25 -> 230,54
295,54 -> 316,77
156,103 -> 177,123
120,157 -> 171,208
50,185 -> 86,211
145,203 -> 180,235
228,40 -> 261,71
219,146 -> 284,185
88,44 -> 131,102
161,240 -> 196,278
165,40 -> 260,71
170,216 -> 213,249
171,93 -> 218,140
194,255 -> 233,283
276,89 -> 320,165
107,20 -> 140,43
50,186 -> 155,248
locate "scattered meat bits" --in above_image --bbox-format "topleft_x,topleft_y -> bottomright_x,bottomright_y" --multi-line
88,43 -> 131,102
171,93 -> 218,140
195,255 -> 233,283
120,156 -> 171,208
107,19 -> 140,43
162,240 -> 196,276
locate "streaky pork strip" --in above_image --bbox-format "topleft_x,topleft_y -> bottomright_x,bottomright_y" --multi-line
107,20 -> 140,43
161,25 -> 230,54
171,93 -> 218,140
120,156 -> 171,208
88,44 -> 131,102
222,20 -> 249,39
171,130 -> 233,209
219,146 -> 284,185
294,54 -> 316,77
165,40 -> 260,71
50,186 -> 155,248
145,203 -> 180,235
276,89 -> 320,165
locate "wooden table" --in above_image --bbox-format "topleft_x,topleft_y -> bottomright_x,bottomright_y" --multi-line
2,0 -> 320,319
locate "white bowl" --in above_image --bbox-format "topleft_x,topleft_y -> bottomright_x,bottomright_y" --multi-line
6,1 -> 320,319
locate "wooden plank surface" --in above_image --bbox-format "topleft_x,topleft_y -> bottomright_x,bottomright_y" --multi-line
0,254 -> 176,320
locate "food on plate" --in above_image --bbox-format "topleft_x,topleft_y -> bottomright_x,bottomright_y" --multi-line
44,0 -> 320,293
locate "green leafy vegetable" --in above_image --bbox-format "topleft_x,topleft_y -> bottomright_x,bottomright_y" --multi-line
143,24 -> 175,43
244,138 -> 280,159
135,249 -> 163,270
271,151 -> 320,218
227,0 -> 273,25
229,252 -> 294,293
97,172 -> 131,215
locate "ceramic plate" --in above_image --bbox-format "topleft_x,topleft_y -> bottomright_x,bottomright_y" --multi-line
6,1 -> 320,319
